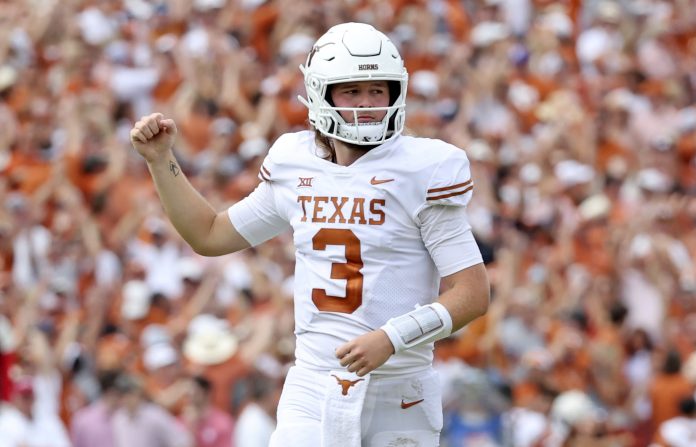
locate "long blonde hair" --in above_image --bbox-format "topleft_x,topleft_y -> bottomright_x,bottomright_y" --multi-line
314,129 -> 336,163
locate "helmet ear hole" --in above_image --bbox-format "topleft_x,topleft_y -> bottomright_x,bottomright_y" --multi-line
324,85 -> 335,107
387,81 -> 401,107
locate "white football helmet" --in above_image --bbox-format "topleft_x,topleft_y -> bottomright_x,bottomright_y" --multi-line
298,23 -> 408,145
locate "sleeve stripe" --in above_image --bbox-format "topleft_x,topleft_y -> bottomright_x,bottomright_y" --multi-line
261,165 -> 271,177
427,185 -> 473,201
427,179 -> 472,194
258,165 -> 271,182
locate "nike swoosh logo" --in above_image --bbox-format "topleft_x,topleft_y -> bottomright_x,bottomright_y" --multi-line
400,398 -> 424,409
370,176 -> 394,185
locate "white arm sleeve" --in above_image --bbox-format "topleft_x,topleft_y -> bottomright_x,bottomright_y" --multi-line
419,204 -> 483,277
227,181 -> 291,247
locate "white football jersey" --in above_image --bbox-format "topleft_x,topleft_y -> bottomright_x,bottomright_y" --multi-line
228,131 -> 481,374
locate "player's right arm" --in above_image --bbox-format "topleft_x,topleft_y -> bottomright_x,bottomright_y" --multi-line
130,113 -> 250,256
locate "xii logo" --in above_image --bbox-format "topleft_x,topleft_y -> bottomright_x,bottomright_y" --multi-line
297,177 -> 314,188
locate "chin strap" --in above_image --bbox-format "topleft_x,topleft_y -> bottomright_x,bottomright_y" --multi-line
337,121 -> 388,143
380,303 -> 453,353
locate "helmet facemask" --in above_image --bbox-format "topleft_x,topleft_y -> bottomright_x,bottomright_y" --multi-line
298,23 -> 408,146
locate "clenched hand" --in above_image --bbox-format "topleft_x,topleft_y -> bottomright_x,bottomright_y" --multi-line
336,329 -> 395,377
130,113 -> 178,163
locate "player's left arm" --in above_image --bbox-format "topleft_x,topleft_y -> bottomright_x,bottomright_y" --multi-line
337,147 -> 489,376
436,262 -> 490,331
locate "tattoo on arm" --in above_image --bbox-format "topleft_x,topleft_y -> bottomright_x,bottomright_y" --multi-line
169,160 -> 180,177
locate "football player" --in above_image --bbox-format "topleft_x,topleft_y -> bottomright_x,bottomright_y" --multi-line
130,22 -> 489,447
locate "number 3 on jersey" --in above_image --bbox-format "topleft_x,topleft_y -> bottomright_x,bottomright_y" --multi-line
311,228 -> 364,313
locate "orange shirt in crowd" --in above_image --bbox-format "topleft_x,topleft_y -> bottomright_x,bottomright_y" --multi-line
249,3 -> 279,64
648,372 -> 694,431
187,355 -> 251,416
5,151 -> 53,195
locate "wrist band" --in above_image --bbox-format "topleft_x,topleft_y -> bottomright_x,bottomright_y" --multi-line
380,302 -> 453,353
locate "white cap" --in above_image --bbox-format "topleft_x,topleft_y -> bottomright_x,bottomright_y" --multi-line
178,257 -> 204,282
155,34 -> 178,53
578,194 -> 611,221
78,7 -> 117,46
239,137 -> 269,160
410,70 -> 439,98
596,0 -> 622,23
519,163 -> 542,184
467,139 -> 494,162
551,390 -> 598,425
240,0 -> 266,9
143,343 -> 178,371
212,117 -> 237,136
636,168 -> 672,193
181,27 -> 210,57
193,0 -> 226,11
140,324 -> 171,348
629,234 -> 653,259
538,10 -> 574,38
604,88 -> 634,111
508,81 -> 539,111
280,33 -> 315,59
124,0 -> 154,20
391,24 -> 416,44
554,160 -> 595,187
145,217 -> 168,235
0,315 -> 16,353
121,280 -> 151,320
187,314 -> 229,335
470,22 -> 510,47
0,65 -> 17,91
678,107 -> 696,132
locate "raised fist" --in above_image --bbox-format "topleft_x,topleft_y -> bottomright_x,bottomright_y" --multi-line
130,113 -> 178,163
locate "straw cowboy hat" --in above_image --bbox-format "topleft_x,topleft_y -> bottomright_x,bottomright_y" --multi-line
183,315 -> 238,365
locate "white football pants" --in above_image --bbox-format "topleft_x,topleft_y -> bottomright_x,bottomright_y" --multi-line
268,365 -> 442,447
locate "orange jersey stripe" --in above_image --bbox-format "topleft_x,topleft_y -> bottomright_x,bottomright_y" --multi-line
426,185 -> 473,201
426,179 -> 472,194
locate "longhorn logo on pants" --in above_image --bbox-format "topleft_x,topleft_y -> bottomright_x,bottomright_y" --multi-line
331,375 -> 364,396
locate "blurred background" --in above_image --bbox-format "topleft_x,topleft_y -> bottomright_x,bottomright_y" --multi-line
0,0 -> 695,446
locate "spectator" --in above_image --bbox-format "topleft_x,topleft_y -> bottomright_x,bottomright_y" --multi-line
0,314 -> 16,403
70,369 -> 122,447
648,350 -> 695,436
112,374 -> 193,447
181,375 -> 235,447
182,314 -> 249,414
0,376 -> 71,447
653,396 -> 696,447
233,374 -> 280,447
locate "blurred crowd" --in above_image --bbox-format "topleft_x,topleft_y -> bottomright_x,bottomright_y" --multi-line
0,0 -> 695,446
